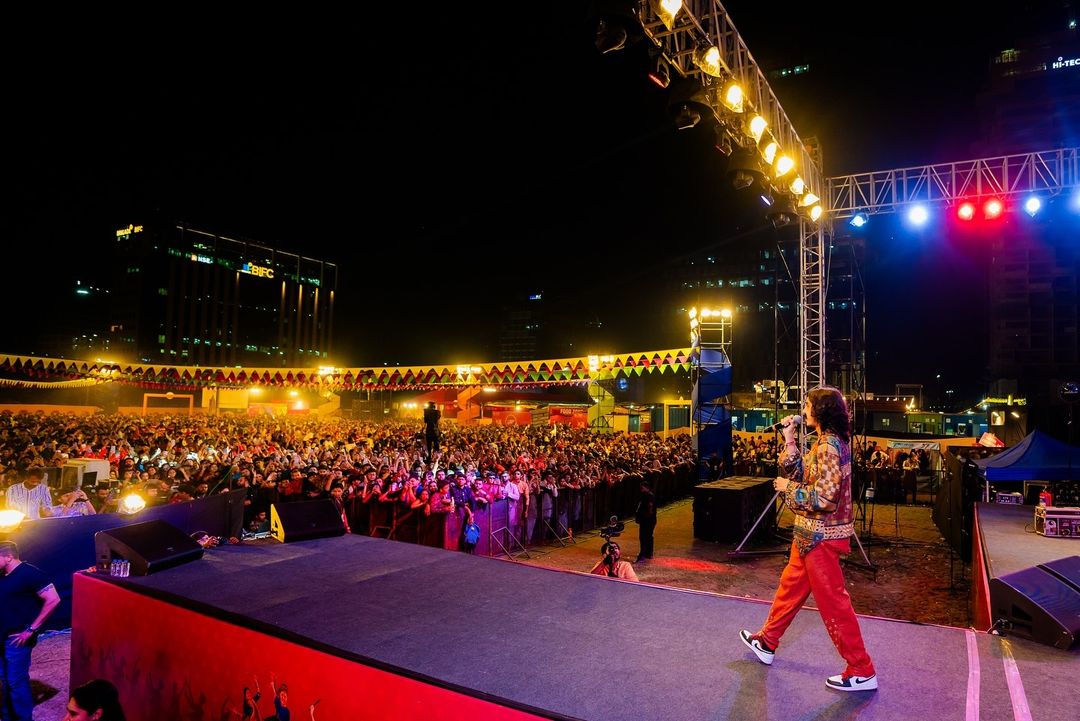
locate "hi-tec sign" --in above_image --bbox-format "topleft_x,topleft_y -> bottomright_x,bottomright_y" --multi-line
241,262 -> 274,279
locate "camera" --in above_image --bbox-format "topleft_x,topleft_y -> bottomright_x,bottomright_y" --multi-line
598,515 -> 624,540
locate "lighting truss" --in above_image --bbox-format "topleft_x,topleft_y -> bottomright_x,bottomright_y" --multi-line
827,147 -> 1080,218
637,1 -> 823,196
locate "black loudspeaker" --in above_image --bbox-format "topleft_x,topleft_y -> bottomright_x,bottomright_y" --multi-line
94,520 -> 204,576
989,555 -> 1080,649
270,500 -> 346,543
693,476 -> 775,542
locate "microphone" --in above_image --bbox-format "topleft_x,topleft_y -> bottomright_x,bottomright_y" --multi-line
765,415 -> 803,433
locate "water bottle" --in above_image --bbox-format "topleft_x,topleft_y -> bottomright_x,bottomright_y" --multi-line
110,559 -> 119,577
121,560 -> 130,577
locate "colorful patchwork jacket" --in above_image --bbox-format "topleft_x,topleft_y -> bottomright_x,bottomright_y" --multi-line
779,432 -> 854,555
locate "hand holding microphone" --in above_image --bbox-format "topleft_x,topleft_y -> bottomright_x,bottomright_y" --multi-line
767,415 -> 803,444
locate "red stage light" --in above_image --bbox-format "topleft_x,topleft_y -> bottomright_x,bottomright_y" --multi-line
984,198 -> 1003,219
957,202 -> 976,221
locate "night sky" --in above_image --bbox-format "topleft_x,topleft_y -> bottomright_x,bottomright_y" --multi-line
6,3 -> 1077,396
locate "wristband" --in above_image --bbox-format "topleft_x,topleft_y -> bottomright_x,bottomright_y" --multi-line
25,626 -> 39,635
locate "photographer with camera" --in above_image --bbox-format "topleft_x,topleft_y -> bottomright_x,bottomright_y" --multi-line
589,518 -> 638,581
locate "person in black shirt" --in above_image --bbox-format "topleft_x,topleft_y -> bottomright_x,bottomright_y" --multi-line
634,479 -> 657,562
422,402 -> 441,456
0,540 -> 60,721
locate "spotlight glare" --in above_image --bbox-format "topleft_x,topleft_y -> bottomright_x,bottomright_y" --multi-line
749,115 -> 768,141
789,176 -> 805,195
809,205 -> 823,222
1024,196 -> 1041,216
984,198 -> 1003,219
761,141 -> 778,165
799,192 -> 819,207
722,83 -> 744,113
908,205 -> 929,225
957,202 -> 976,221
774,154 -> 795,178
692,45 -> 723,77
849,213 -> 868,228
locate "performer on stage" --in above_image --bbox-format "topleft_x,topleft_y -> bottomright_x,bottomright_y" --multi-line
739,386 -> 877,692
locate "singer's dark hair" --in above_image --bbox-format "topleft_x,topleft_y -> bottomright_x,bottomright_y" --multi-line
807,386 -> 851,444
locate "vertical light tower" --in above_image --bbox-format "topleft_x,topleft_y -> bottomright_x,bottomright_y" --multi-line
690,307 -> 734,478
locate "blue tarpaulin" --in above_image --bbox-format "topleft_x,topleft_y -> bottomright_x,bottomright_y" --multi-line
974,429 -> 1079,481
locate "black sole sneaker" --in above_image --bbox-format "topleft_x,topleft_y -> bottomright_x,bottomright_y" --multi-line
739,629 -> 774,665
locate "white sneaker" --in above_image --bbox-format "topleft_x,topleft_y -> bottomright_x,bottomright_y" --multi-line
739,629 -> 774,665
826,674 -> 878,691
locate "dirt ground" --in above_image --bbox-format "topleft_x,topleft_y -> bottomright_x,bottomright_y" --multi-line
521,497 -> 973,629
27,497 -> 970,719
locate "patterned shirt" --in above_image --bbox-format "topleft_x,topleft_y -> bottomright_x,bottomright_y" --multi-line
779,433 -> 854,555
3,482 -> 54,519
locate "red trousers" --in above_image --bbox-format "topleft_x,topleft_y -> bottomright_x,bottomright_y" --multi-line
758,538 -> 876,678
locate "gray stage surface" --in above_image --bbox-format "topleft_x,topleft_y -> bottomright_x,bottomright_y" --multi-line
121,534 -> 1076,721
976,502 -> 1078,577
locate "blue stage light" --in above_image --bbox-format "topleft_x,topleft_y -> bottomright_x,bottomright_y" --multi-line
1024,196 -> 1041,217
849,213 -> 868,228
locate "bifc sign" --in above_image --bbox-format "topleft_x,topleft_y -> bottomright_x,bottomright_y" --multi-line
241,262 -> 275,279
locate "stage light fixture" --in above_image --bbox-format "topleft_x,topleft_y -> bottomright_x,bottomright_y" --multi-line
774,154 -> 795,178
592,0 -> 641,54
760,139 -> 778,165
849,212 -> 868,228
809,205 -> 823,222
789,176 -> 806,195
667,78 -> 713,130
651,0 -> 682,30
0,509 -> 25,534
908,205 -> 929,225
722,82 -> 745,113
766,195 -> 798,228
713,126 -> 733,155
984,198 -> 1004,219
647,51 -> 671,88
120,494 -> 147,514
749,115 -> 768,142
957,202 -> 976,221
727,146 -> 765,190
1024,196 -> 1041,216
760,192 -> 774,206
692,44 -> 723,77
798,192 -> 819,207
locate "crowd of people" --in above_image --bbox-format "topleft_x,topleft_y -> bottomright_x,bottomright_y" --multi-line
0,411 -> 693,535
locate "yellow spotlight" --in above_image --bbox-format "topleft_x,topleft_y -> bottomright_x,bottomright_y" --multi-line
700,308 -> 713,318
688,307 -> 698,319
774,154 -> 795,178
749,115 -> 768,142
799,192 -> 820,207
652,0 -> 682,30
809,205 -> 823,222
482,386 -> 497,393
692,45 -> 723,77
789,176 -> 806,195
720,308 -> 733,319
289,390 -> 299,397
0,509 -> 26,533
761,141 -> 778,165
249,386 -> 262,395
722,82 -> 744,113
120,494 -> 146,514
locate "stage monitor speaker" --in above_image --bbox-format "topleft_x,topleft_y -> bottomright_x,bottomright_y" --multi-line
94,520 -> 204,576
693,476 -> 774,542
270,500 -> 346,543
989,555 -> 1080,649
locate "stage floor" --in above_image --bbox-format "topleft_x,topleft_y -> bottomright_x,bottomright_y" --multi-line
103,534 -> 1076,721
976,502 -> 1078,577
